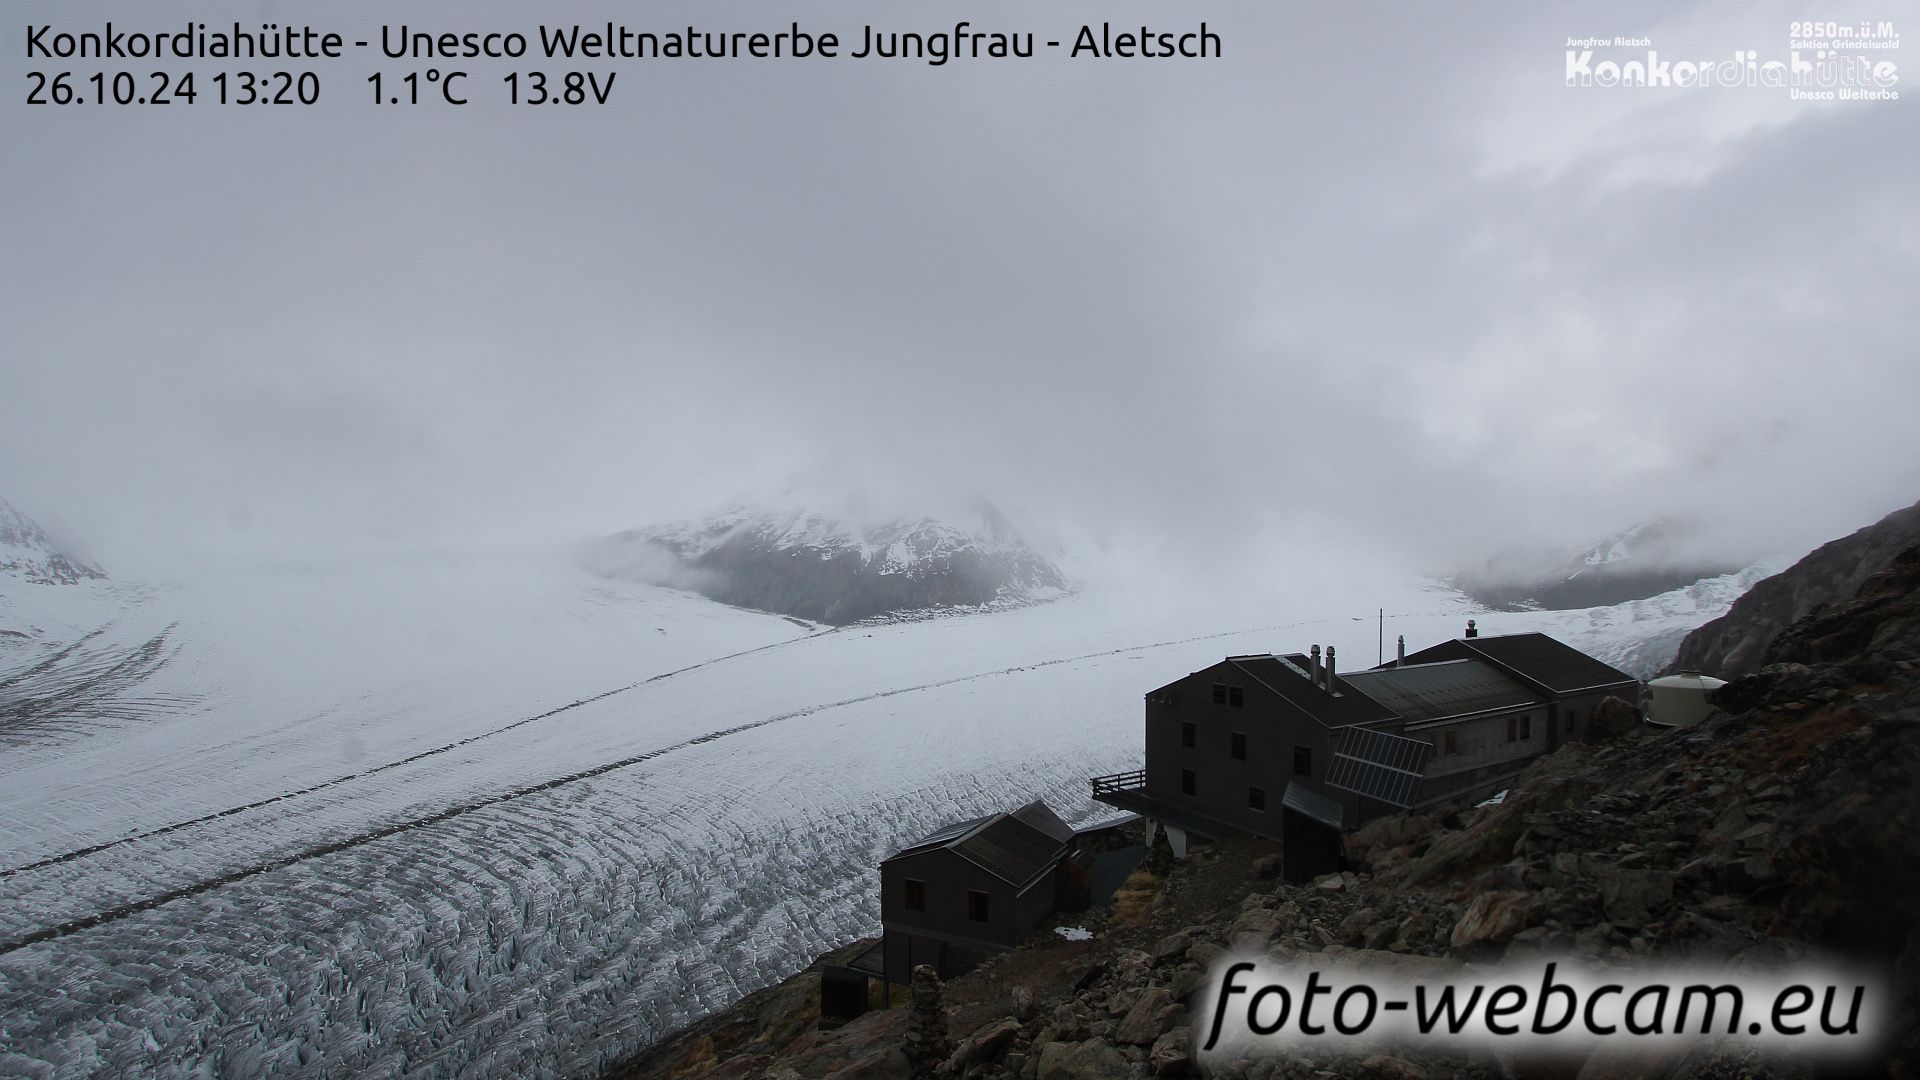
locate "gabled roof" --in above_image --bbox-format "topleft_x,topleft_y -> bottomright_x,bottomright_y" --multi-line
1011,800 -> 1074,844
901,812 -> 997,851
1400,633 -> 1638,695
1339,658 -> 1542,723
885,800 -> 1074,889
1224,654 -> 1398,729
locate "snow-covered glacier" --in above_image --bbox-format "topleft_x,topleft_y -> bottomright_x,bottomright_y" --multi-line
0,548 -> 1767,1076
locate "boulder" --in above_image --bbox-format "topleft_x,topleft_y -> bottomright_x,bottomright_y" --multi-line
1151,930 -> 1194,965
1598,868 -> 1675,923
940,1017 -> 1020,1074
1149,1027 -> 1193,1076
1449,890 -> 1543,951
1585,696 -> 1642,743
1113,987 -> 1178,1046
1035,1039 -> 1131,1080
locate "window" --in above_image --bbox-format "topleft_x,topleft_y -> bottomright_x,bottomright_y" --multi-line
1230,732 -> 1247,760
1212,683 -> 1227,705
1180,768 -> 1196,796
1293,746 -> 1312,776
1507,716 -> 1518,742
1181,721 -> 1197,749
967,890 -> 990,923
904,879 -> 925,912
1444,730 -> 1458,755
1520,715 -> 1533,740
1248,786 -> 1266,811
1228,686 -> 1244,708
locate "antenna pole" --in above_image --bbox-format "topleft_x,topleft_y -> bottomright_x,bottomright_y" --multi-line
1377,608 -> 1383,665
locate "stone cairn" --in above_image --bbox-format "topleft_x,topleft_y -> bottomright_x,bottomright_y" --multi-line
903,963 -> 952,1076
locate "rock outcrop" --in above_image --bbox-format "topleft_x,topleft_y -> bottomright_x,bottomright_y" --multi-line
0,497 -> 103,585
1666,498 -> 1920,678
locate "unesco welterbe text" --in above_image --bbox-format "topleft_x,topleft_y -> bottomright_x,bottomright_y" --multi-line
26,21 -> 1223,65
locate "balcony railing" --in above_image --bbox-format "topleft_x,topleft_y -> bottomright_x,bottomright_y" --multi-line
1089,769 -> 1146,797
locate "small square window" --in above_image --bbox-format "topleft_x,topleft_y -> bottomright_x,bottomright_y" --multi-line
1180,768 -> 1196,796
1181,721 -> 1197,749
1228,686 -> 1244,708
904,879 -> 925,912
1230,732 -> 1247,760
967,890 -> 989,922
1293,746 -> 1312,776
1248,786 -> 1266,811
1212,683 -> 1227,705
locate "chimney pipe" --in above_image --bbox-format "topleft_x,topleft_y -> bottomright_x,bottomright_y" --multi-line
1396,635 -> 1405,665
1465,619 -> 1479,639
1325,646 -> 1337,689
1309,644 -> 1322,687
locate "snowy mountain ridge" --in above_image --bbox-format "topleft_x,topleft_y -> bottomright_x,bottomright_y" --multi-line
0,497 -> 104,586
1453,518 -> 1741,612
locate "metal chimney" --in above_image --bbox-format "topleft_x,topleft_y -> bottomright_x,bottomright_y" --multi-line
1325,646 -> 1337,688
1396,635 -> 1406,665
1309,644 -> 1322,687
1465,619 -> 1479,639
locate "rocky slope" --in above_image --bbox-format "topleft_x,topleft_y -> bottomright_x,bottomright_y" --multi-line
611,540 -> 1920,1079
0,497 -> 102,585
1666,498 -> 1920,679
1453,521 -> 1738,612
584,502 -> 1068,625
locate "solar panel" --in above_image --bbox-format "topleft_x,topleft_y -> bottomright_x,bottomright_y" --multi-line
1280,782 -> 1345,831
1325,727 -> 1432,808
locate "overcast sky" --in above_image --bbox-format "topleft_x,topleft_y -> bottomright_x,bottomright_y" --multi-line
5,0 -> 1917,576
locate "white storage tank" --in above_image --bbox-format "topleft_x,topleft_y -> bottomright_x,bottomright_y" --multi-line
1647,670 -> 1727,728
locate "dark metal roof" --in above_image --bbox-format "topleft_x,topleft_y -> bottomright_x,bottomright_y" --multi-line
1228,654 -> 1399,729
1339,659 -> 1542,723
1012,800 -> 1075,844
952,815 -> 1070,889
1280,782 -> 1346,831
1401,633 -> 1638,695
1325,727 -> 1432,808
885,800 -> 1073,889
898,812 -> 996,853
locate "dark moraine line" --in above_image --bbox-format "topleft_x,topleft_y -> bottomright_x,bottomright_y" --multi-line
0,627 -> 108,692
0,607 -> 1464,953
0,625 -> 181,739
0,631 -> 826,879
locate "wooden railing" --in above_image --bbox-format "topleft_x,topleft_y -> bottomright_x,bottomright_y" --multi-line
1089,769 -> 1146,797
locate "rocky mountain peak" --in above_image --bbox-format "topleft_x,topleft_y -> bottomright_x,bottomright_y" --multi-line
0,497 -> 104,585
